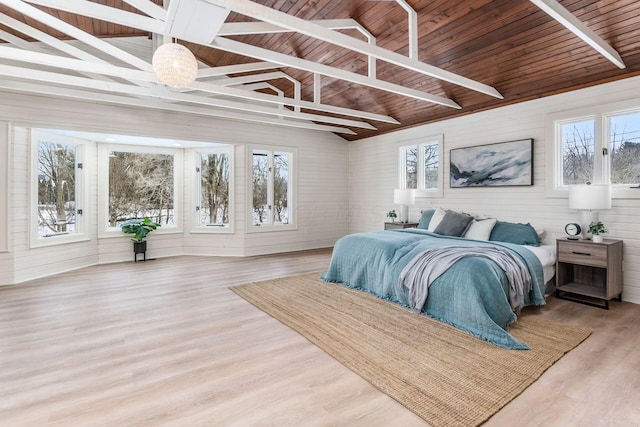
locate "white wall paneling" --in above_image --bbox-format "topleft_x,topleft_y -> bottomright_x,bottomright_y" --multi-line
0,122 -> 12,285
349,75 -> 640,304
0,122 -> 8,253
0,91 -> 348,284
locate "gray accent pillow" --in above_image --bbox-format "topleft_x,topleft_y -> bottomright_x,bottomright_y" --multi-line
433,210 -> 474,237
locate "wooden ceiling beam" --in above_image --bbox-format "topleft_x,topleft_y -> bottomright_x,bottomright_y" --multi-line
529,0 -> 626,69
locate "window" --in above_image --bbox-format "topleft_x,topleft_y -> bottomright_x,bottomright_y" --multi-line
100,145 -> 182,234
608,111 -> 640,185
549,103 -> 640,198
195,147 -> 233,230
398,135 -> 443,196
30,129 -> 86,246
559,118 -> 595,186
250,148 -> 295,230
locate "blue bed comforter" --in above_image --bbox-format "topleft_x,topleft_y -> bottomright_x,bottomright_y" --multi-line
321,229 -> 546,349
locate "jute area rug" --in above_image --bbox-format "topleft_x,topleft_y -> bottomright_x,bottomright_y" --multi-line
231,273 -> 591,427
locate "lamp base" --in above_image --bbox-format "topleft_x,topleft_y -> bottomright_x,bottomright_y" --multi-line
398,204 -> 409,223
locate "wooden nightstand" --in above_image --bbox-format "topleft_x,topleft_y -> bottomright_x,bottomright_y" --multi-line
385,222 -> 419,230
555,238 -> 623,309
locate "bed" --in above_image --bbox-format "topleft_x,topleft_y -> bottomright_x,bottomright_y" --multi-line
321,211 -> 555,350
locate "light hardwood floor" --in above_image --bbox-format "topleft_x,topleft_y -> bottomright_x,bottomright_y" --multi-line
1,249 -> 639,426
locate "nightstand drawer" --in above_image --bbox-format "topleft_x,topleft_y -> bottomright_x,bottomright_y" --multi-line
385,222 -> 419,230
557,241 -> 607,267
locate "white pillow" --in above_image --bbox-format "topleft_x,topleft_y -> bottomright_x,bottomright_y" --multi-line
427,207 -> 447,232
464,218 -> 497,241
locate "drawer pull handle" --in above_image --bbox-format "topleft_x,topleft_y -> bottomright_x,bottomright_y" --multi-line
572,251 -> 591,256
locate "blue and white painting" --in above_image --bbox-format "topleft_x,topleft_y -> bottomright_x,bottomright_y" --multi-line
450,139 -> 533,187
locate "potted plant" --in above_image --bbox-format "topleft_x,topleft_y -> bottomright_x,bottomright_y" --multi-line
588,220 -> 607,243
120,218 -> 161,262
387,210 -> 398,223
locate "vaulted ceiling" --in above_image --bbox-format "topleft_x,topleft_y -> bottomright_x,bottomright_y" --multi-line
1,0 -> 640,141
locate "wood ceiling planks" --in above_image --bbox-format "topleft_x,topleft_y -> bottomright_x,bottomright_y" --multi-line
1,0 -> 640,140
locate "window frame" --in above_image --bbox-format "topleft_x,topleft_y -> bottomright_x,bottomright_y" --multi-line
546,99 -> 640,199
247,145 -> 297,233
97,143 -> 184,239
397,134 -> 444,198
29,129 -> 89,248
191,145 -> 234,234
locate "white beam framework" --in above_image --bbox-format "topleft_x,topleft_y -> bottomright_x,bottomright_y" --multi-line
0,79 -> 356,135
529,0 -> 625,69
0,45 -> 380,128
207,0 -> 503,99
212,37 -> 460,109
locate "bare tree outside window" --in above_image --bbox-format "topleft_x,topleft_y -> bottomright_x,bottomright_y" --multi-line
252,150 -> 292,226
200,152 -> 230,226
423,142 -> 439,189
108,151 -> 174,227
405,145 -> 418,189
37,141 -> 76,237
399,139 -> 441,192
273,153 -> 289,224
561,120 -> 595,185
252,152 -> 269,225
610,113 -> 640,185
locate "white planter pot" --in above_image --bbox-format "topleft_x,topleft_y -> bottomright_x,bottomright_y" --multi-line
592,235 -> 604,243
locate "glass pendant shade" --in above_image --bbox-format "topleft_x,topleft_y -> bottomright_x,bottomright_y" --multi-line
152,43 -> 198,88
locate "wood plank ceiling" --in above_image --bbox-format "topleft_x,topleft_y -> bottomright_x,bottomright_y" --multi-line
1,0 -> 640,141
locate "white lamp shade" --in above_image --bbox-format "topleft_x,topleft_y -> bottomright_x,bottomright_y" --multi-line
152,43 -> 198,88
393,188 -> 416,205
568,184 -> 611,210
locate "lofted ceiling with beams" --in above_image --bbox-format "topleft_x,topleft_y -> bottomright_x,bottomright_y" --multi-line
1,0 -> 640,141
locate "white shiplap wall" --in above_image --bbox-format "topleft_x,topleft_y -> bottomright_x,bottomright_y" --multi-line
0,122 -> 11,285
349,76 -> 640,304
0,91 -> 348,284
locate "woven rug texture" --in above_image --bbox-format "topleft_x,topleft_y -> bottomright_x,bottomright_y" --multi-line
231,273 -> 591,427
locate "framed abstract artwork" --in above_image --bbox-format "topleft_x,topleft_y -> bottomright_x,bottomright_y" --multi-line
450,138 -> 533,188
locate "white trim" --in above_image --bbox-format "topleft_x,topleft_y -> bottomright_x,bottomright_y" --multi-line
191,145 -> 235,234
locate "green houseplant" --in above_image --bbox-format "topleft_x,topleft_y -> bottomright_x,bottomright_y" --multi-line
120,218 -> 161,262
588,220 -> 607,243
387,210 -> 398,223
